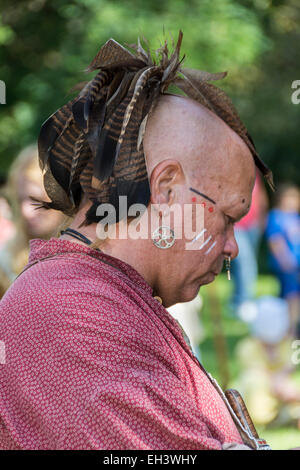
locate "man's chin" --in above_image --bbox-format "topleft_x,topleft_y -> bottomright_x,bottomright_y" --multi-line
174,283 -> 204,305
190,272 -> 217,291
166,274 -> 217,307
200,272 -> 217,285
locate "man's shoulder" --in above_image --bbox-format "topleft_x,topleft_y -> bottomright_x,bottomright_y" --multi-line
2,249 -> 150,324
0,252 -> 114,315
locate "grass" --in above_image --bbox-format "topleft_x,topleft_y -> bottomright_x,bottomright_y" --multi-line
198,274 -> 300,450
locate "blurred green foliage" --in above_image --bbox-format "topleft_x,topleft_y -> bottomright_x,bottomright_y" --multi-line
0,0 -> 299,187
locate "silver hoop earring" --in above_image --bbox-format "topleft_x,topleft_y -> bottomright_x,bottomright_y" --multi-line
152,226 -> 175,249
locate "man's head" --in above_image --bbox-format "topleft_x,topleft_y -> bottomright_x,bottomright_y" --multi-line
71,94 -> 255,307
140,95 -> 256,305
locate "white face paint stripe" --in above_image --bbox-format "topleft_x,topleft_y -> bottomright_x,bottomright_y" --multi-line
198,235 -> 212,250
191,228 -> 207,244
204,240 -> 217,254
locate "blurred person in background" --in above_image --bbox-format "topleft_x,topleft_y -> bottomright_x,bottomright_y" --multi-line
0,176 -> 16,298
265,184 -> 300,337
0,146 -> 65,295
230,172 -> 268,318
0,175 -> 15,250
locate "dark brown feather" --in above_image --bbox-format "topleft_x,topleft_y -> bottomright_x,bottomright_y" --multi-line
87,38 -> 146,72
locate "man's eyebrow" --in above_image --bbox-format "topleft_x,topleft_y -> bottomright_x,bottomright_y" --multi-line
189,187 -> 216,205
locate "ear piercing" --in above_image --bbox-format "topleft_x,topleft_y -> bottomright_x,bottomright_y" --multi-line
225,256 -> 231,281
152,226 -> 175,249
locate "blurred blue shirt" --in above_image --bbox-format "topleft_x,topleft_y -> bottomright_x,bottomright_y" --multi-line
265,209 -> 300,272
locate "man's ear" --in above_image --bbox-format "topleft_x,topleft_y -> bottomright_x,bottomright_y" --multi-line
150,159 -> 185,205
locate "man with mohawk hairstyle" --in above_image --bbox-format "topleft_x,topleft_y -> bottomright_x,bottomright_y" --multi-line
36,31 -> 273,224
0,32 -> 275,450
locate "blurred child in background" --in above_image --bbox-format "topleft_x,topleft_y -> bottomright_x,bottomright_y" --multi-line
0,176 -> 15,250
0,146 -> 65,296
0,176 -> 16,297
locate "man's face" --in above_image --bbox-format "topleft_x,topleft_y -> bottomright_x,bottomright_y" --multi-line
143,94 -> 256,306
167,138 -> 256,304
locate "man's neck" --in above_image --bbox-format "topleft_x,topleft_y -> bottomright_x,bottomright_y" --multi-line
59,202 -> 98,247
59,203 -> 157,292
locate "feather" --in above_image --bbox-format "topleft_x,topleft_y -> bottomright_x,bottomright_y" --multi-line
43,165 -> 75,215
72,70 -> 110,132
85,96 -> 107,158
91,91 -> 134,186
161,30 -> 183,84
137,36 -> 152,65
86,38 -> 145,72
68,131 -> 85,192
264,171 -> 275,191
109,178 -> 151,224
137,114 -> 149,152
29,196 -> 60,212
38,101 -> 74,170
174,75 -> 214,112
127,37 -> 152,65
105,72 -> 134,118
115,66 -> 159,157
91,67 -> 151,186
180,68 -> 227,82
106,71 -> 124,102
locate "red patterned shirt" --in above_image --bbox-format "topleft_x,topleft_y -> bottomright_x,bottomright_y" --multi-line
0,238 -> 242,449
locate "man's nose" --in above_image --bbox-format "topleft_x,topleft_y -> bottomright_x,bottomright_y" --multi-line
223,227 -> 239,260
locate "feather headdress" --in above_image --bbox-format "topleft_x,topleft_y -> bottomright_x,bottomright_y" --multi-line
38,31 -> 274,225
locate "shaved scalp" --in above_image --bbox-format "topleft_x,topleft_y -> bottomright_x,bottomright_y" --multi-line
143,94 -> 255,190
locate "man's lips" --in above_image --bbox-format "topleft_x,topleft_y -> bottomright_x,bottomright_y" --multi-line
212,266 -> 224,277
213,260 -> 225,276
213,270 -> 221,276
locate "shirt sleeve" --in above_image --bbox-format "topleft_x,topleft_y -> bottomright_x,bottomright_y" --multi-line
265,211 -> 283,241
